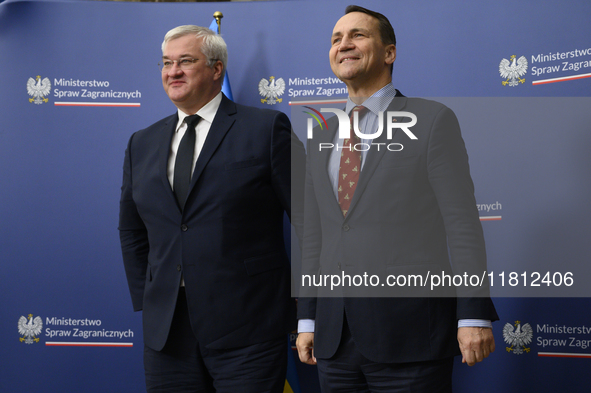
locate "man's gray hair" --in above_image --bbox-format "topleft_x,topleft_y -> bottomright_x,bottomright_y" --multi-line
162,25 -> 228,79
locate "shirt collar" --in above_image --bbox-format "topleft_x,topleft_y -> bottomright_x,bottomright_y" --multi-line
176,91 -> 223,132
345,83 -> 397,117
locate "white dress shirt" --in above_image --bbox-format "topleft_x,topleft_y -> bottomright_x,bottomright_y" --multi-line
167,92 -> 223,188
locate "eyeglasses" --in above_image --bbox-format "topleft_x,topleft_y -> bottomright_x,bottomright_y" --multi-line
158,57 -> 220,72
159,57 -> 199,72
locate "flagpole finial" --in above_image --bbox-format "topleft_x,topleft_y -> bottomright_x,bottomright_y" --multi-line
213,11 -> 223,33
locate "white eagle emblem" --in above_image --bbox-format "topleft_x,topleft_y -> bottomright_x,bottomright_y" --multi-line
503,320 -> 533,355
18,314 -> 43,344
258,76 -> 285,105
27,75 -> 52,104
499,55 -> 528,87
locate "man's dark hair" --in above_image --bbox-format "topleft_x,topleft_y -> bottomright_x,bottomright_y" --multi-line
345,5 -> 396,47
345,5 -> 396,74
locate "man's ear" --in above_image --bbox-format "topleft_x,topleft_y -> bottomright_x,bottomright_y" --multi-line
385,44 -> 396,65
213,60 -> 224,81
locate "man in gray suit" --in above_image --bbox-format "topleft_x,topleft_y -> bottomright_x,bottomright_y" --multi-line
296,6 -> 497,392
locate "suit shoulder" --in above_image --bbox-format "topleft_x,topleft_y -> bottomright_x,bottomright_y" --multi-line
135,113 -> 176,135
124,113 -> 176,153
127,113 -> 176,142
403,97 -> 452,114
401,97 -> 459,129
231,103 -> 291,135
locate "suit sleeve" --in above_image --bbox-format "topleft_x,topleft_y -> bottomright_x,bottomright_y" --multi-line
290,128 -> 306,243
270,111 -> 304,217
118,133 -> 149,312
269,110 -> 306,244
296,138 -> 321,320
426,106 -> 498,321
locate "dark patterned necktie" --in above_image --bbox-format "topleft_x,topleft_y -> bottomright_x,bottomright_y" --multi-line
338,106 -> 366,217
174,114 -> 201,210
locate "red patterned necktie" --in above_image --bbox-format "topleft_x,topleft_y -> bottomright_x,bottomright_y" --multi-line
338,106 -> 366,217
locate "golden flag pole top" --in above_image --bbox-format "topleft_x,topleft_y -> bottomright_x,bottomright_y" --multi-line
213,11 -> 223,34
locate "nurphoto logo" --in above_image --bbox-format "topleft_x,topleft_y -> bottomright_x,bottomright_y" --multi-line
305,108 -> 417,151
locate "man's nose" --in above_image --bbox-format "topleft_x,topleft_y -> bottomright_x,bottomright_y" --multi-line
338,36 -> 355,50
167,62 -> 184,76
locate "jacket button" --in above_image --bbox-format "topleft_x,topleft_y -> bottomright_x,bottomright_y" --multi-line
343,224 -> 350,231
181,224 -> 188,231
177,264 -> 182,271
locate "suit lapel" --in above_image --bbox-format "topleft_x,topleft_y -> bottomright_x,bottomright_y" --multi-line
158,113 -> 179,206
186,94 -> 237,200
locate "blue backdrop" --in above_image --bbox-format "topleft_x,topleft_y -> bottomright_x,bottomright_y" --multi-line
2,0 -> 591,392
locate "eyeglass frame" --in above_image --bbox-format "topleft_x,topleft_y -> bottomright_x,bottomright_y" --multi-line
158,57 -> 220,72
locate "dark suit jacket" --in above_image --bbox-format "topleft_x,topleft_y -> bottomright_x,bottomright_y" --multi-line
119,94 -> 304,351
298,92 -> 498,363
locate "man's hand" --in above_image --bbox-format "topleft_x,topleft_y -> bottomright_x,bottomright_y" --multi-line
457,327 -> 495,366
296,332 -> 317,365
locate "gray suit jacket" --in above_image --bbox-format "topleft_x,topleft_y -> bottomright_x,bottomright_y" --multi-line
298,93 -> 498,363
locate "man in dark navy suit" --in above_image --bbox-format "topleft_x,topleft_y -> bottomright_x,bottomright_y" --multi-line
296,6 -> 498,392
119,25 -> 304,393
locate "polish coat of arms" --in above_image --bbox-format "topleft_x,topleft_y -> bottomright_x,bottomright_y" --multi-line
499,55 -> 528,87
18,314 -> 43,344
258,76 -> 285,105
503,320 -> 533,355
27,75 -> 52,104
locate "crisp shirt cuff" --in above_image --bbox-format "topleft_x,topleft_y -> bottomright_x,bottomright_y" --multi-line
298,319 -> 315,333
300,319 -> 490,332
458,319 -> 492,329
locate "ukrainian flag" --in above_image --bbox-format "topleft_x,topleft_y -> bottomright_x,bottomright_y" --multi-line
209,18 -> 234,101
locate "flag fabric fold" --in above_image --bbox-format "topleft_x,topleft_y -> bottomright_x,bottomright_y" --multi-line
209,18 -> 233,101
